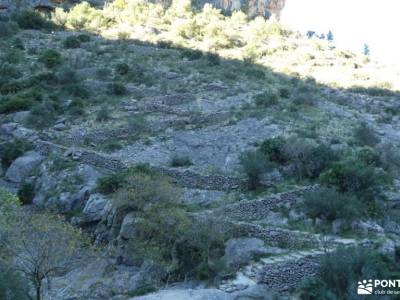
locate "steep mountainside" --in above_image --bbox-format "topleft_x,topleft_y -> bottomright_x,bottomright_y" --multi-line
1,1 -> 400,300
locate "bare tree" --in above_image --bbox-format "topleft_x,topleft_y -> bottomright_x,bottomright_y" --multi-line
1,212 -> 88,300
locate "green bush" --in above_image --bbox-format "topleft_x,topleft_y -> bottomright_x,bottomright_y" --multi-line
278,86 -> 291,98
96,105 -> 110,121
39,49 -> 63,68
56,66 -> 79,85
17,181 -> 35,205
239,150 -> 271,190
67,84 -> 90,98
180,49 -> 203,60
243,68 -> 265,79
115,63 -> 130,76
63,35 -> 81,49
12,37 -> 25,50
108,81 -> 127,95
170,155 -> 193,167
96,172 -> 127,195
27,101 -> 57,129
0,21 -> 19,38
0,63 -> 22,80
297,247 -> 399,299
254,90 -> 279,107
319,158 -> 391,203
301,187 -> 364,222
77,33 -> 91,42
68,98 -> 85,116
353,122 -> 380,147
205,53 -> 220,66
356,147 -> 381,166
259,136 -> 288,163
0,95 -> 33,113
15,9 -> 52,30
1,139 -> 32,166
285,141 -> 338,179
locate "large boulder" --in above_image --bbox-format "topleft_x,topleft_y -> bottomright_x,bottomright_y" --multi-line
5,151 -> 43,183
82,193 -> 109,223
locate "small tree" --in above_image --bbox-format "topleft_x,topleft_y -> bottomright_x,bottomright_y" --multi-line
239,150 -> 271,190
327,30 -> 334,42
363,43 -> 370,56
2,213 -> 88,300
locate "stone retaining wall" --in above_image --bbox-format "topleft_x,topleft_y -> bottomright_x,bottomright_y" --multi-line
33,139 -> 248,191
257,257 -> 320,292
218,186 -> 317,221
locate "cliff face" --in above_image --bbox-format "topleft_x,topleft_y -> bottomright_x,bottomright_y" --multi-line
0,0 -> 286,19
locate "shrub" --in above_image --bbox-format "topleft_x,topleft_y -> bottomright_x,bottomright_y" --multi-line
63,35 -> 81,49
12,37 -> 25,50
297,247 -> 399,299
27,102 -> 57,129
67,84 -> 90,98
96,172 -> 127,195
205,52 -> 220,66
17,181 -> 35,205
0,21 -> 19,38
259,136 -> 288,163
253,90 -> 279,107
243,68 -> 265,79
170,155 -> 193,167
181,49 -> 203,60
68,98 -> 85,116
108,81 -> 127,95
239,150 -> 271,190
0,95 -> 33,113
57,66 -> 79,85
39,49 -> 63,68
1,139 -> 32,166
353,122 -> 380,147
301,187 -> 364,222
15,9 -> 52,30
77,33 -> 91,42
356,147 -> 381,166
96,105 -> 110,121
284,141 -> 338,179
319,158 -> 391,203
115,63 -> 130,76
0,63 -> 22,80
279,86 -> 291,98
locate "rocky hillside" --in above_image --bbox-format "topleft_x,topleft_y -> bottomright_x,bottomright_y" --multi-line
1,1 -> 400,300
0,0 -> 286,19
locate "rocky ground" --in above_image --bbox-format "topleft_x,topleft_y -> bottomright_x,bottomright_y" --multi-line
1,2 -> 400,299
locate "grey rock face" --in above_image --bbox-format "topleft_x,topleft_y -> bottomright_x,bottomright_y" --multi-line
44,258 -> 164,300
5,151 -> 43,183
82,193 -> 109,222
33,162 -> 102,212
223,238 -> 274,267
119,212 -> 139,240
